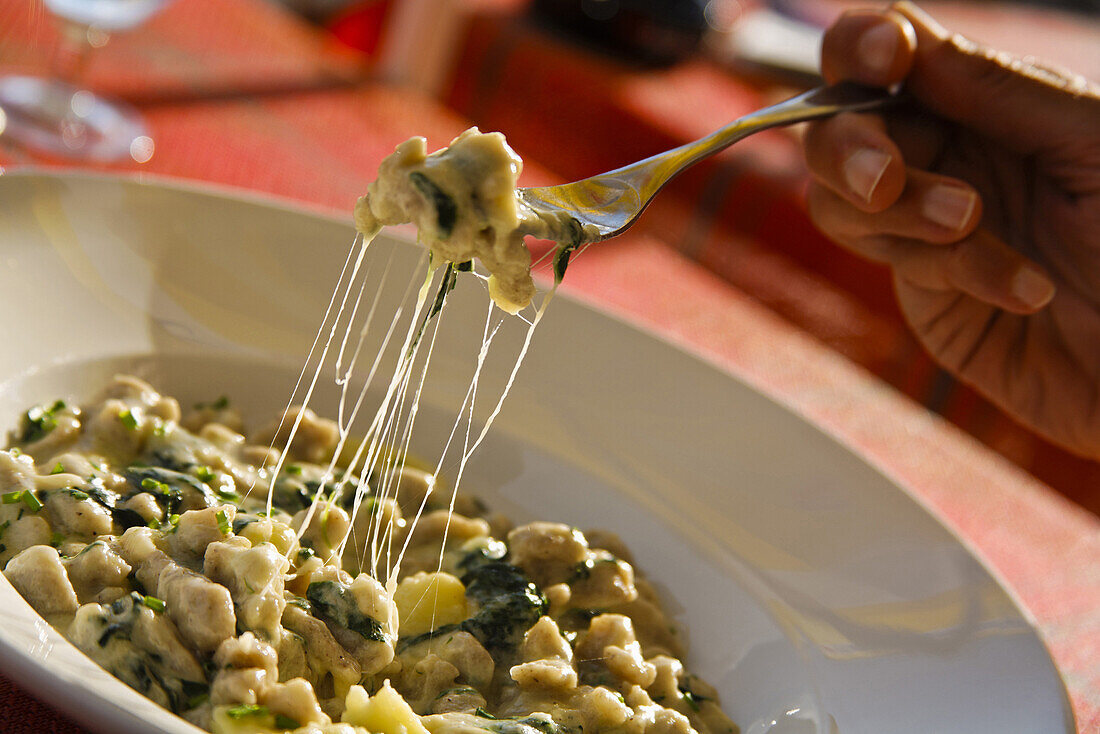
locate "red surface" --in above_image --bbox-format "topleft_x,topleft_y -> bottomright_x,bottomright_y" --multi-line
0,0 -> 1097,731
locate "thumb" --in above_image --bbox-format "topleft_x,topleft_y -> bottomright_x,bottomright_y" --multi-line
893,1 -> 1100,158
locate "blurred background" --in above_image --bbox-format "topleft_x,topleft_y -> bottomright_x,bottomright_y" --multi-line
0,0 -> 1098,517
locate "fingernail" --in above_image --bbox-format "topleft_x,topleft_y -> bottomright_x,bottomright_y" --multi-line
1012,266 -> 1055,308
857,22 -> 898,75
922,184 -> 977,230
843,148 -> 891,202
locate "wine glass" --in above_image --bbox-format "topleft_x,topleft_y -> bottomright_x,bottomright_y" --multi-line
0,0 -> 172,162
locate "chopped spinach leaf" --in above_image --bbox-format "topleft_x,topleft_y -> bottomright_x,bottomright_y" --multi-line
409,171 -> 458,237
193,396 -> 230,411
113,507 -> 149,530
125,466 -> 212,513
403,547 -> 546,654
15,400 -> 66,443
458,550 -> 547,653
306,580 -> 385,642
215,488 -> 241,503
274,714 -> 300,730
481,716 -> 568,734
186,692 -> 209,709
679,684 -> 709,712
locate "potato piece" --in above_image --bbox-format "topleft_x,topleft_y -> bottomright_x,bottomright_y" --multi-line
393,572 -> 467,637
343,681 -> 430,734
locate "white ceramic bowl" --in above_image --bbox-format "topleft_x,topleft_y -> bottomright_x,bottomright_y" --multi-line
0,172 -> 1073,734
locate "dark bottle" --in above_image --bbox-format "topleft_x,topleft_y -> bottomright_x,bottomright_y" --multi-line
531,0 -> 710,67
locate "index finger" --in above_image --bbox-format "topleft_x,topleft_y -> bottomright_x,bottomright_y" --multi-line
821,9 -> 917,87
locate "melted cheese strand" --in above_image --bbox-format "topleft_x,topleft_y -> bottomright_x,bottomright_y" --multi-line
333,256 -> 378,428
454,289 -> 553,489
329,262 -> 459,577
393,298 -> 502,581
251,234 -> 360,502
377,302 -> 448,582
294,253 -> 436,546
429,300 -> 500,577
327,250 -> 427,500
265,233 -> 369,516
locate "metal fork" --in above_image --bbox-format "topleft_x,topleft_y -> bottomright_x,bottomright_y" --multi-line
518,82 -> 897,245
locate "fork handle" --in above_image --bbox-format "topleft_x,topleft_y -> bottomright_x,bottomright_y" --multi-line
618,82 -> 899,203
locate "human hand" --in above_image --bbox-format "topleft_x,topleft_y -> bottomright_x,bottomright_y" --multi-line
802,2 -> 1100,457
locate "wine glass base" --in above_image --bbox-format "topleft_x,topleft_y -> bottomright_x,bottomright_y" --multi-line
0,75 -> 150,162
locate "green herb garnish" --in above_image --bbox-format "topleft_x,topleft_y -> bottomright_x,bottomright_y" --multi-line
141,477 -> 170,494
195,466 -> 216,483
22,490 -> 42,515
216,509 -> 230,535
49,532 -> 64,547
285,465 -> 302,476
119,408 -> 139,430
225,703 -> 267,719
2,490 -> 43,512
142,595 -> 166,612
50,463 -> 65,475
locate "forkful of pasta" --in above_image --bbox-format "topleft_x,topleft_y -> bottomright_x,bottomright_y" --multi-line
355,82 -> 895,315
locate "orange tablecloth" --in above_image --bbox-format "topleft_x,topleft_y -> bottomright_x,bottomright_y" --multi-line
0,0 -> 1098,732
